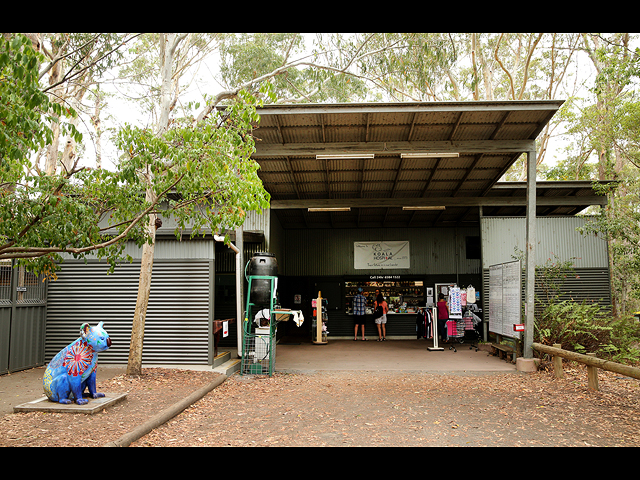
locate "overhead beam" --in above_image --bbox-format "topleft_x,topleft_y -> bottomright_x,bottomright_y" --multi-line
252,140 -> 537,157
269,196 -> 607,209
255,100 -> 564,117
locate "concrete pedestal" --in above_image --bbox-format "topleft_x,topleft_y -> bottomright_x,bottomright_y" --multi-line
516,357 -> 539,373
13,392 -> 127,415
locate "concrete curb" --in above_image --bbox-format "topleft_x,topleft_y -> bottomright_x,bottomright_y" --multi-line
103,374 -> 228,447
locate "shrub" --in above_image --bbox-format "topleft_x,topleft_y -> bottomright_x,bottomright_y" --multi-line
535,300 -> 640,363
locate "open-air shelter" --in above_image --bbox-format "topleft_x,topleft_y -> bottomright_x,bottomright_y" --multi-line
248,100 -> 607,357
3,99 -> 611,374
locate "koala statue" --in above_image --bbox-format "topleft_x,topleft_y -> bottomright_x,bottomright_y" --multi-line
43,322 -> 112,405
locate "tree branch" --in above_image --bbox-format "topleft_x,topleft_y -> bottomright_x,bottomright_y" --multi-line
517,33 -> 543,99
0,172 -> 185,261
42,33 -> 144,93
494,33 -> 516,100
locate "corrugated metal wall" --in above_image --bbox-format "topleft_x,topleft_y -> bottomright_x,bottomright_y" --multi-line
281,227 -> 481,276
480,217 -> 611,331
47,238 -> 215,365
481,217 -> 609,269
482,267 -> 612,316
43,211 -> 273,365
1,261 -> 47,374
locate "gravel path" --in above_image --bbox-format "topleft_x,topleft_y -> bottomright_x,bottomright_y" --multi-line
2,365 -> 639,447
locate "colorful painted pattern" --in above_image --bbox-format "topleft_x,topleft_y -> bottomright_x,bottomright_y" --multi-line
62,341 -> 94,377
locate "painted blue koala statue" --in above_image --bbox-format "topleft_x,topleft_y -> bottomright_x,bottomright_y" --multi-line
43,322 -> 112,405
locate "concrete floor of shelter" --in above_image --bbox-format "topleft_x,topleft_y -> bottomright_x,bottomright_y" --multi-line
271,338 -> 516,374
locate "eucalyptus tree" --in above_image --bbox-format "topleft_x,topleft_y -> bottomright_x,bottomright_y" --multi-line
1,33 -> 159,277
30,33 -> 138,175
113,33 -> 276,374
562,33 -> 640,315
0,32 -> 275,376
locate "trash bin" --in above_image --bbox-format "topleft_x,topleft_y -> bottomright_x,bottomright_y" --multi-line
248,252 -> 278,305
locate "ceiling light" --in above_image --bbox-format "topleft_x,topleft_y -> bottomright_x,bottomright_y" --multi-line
402,206 -> 446,211
308,207 -> 351,212
401,153 -> 459,158
316,154 -> 375,160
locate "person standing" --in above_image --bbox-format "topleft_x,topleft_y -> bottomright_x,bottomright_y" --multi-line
353,287 -> 367,341
437,293 -> 450,343
375,292 -> 389,341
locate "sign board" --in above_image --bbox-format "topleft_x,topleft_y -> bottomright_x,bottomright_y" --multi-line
489,260 -> 522,339
354,241 -> 410,269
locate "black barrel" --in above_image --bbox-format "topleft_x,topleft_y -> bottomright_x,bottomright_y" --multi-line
248,252 -> 278,305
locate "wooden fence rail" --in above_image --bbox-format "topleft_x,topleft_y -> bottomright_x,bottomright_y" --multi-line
531,342 -> 640,391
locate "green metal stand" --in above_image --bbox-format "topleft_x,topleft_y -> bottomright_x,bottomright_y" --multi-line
241,274 -> 277,376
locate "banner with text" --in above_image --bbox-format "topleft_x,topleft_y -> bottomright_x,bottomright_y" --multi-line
354,241 -> 410,269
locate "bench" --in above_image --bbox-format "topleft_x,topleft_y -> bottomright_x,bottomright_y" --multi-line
491,342 -> 515,362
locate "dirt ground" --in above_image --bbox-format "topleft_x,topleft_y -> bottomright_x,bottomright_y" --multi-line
1,363 -> 639,447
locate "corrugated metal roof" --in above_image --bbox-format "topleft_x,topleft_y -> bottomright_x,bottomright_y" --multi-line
249,101 -> 608,229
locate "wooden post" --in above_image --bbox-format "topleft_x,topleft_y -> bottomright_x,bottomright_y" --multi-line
552,343 -> 564,379
317,292 -> 322,343
313,291 -> 327,345
586,353 -> 599,391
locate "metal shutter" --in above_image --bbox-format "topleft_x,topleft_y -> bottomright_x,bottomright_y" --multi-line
482,267 -> 612,324
45,260 -> 212,365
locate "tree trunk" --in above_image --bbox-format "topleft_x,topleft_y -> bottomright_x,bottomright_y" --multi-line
126,33 -> 181,376
45,36 -> 65,176
126,186 -> 158,376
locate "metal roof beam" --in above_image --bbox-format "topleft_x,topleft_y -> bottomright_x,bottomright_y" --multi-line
253,140 -> 537,157
254,100 -> 564,116
269,196 -> 607,209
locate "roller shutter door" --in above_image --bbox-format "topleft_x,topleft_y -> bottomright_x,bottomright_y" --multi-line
482,267 -> 612,322
46,260 -> 212,365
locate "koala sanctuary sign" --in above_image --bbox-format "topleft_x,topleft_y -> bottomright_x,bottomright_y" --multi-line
354,241 -> 410,269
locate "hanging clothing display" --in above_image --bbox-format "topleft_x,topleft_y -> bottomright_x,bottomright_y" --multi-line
446,319 -> 458,337
466,285 -> 476,304
416,308 -> 432,339
449,286 -> 462,315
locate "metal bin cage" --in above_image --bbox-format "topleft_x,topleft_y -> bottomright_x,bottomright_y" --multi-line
241,328 -> 276,375
241,274 -> 277,376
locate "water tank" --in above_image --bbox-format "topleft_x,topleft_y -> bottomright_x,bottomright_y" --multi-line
248,252 -> 278,305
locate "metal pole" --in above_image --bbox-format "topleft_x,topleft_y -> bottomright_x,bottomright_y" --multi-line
524,149 -> 537,358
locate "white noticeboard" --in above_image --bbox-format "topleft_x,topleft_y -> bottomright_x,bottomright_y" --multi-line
354,241 -> 410,269
489,260 -> 522,339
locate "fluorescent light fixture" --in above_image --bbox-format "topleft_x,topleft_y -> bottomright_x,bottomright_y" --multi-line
402,206 -> 446,211
401,153 -> 459,159
308,207 -> 351,212
316,154 -> 375,160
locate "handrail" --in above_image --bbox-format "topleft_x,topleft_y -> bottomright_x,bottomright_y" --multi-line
532,342 -> 640,382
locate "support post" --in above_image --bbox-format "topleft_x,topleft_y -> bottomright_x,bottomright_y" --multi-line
587,353 -> 599,391
553,343 -> 564,379
235,225 -> 244,358
524,149 -> 537,358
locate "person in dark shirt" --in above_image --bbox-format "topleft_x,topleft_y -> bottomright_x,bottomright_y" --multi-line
437,293 -> 449,343
353,287 -> 367,340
